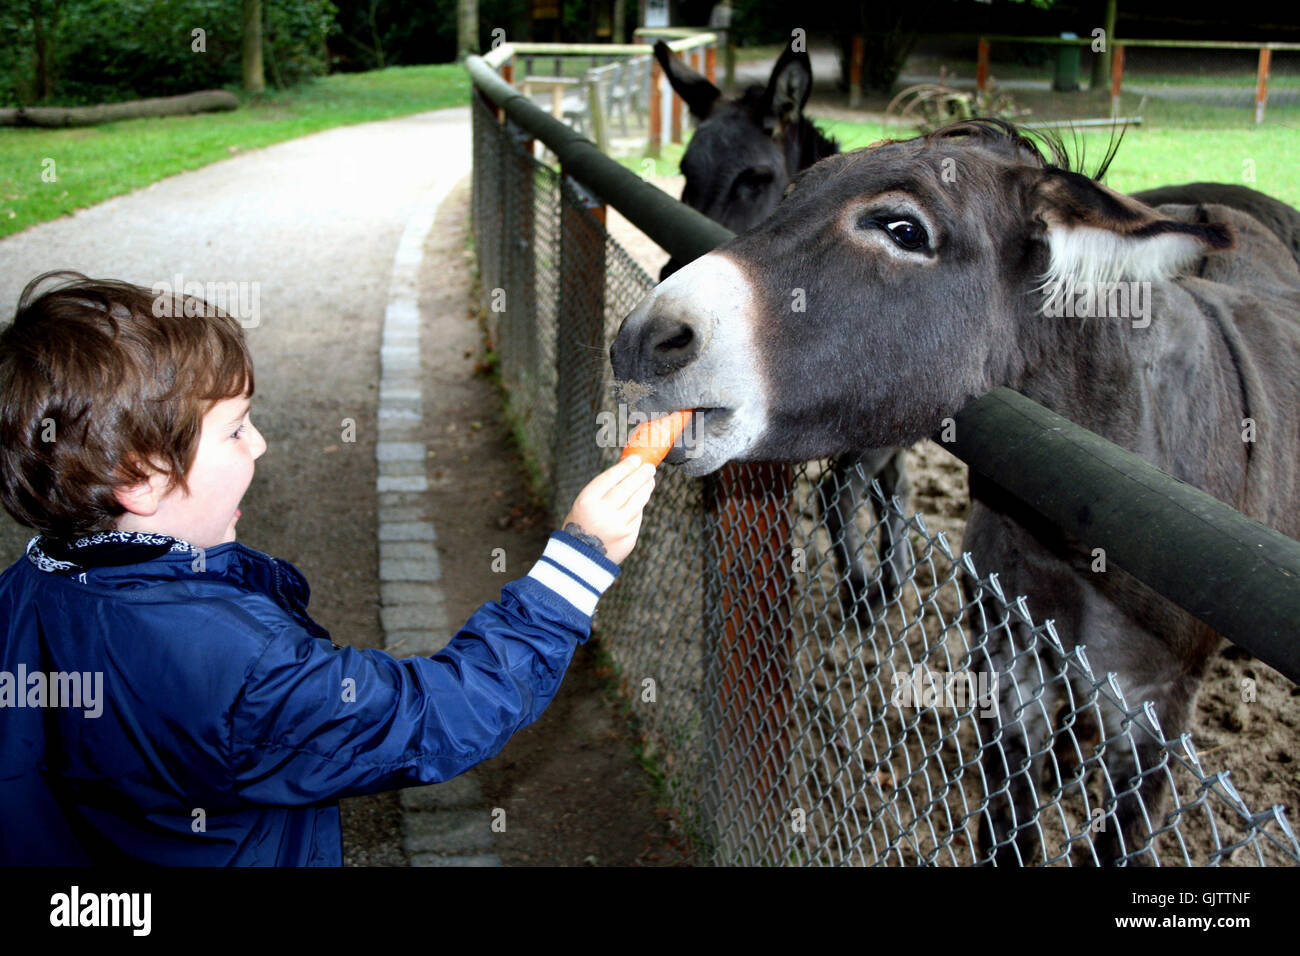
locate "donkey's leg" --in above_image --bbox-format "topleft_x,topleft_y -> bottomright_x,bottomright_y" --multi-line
818,450 -> 867,618
972,604 -> 1052,867
1050,577 -> 1221,866
867,447 -> 910,608
818,448 -> 906,623
962,497 -> 1084,867
1088,672 -> 1197,866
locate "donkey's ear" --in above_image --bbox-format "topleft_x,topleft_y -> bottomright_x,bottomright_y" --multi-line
655,40 -> 721,120
764,46 -> 812,131
1022,167 -> 1233,286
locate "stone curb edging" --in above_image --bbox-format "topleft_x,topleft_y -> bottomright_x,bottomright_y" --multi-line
378,170 -> 500,867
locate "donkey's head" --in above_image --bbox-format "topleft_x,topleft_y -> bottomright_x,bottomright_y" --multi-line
610,119 -> 1233,476
655,40 -> 837,278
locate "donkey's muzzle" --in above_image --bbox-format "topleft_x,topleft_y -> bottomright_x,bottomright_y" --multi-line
611,311 -> 700,384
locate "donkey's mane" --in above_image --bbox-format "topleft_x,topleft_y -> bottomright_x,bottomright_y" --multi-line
925,117 -> 1125,183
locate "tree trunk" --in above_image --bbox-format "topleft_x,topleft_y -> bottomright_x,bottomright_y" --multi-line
613,0 -> 626,44
31,0 -> 61,102
368,0 -> 386,69
242,0 -> 265,92
458,0 -> 478,62
831,1 -> 936,96
1,90 -> 239,127
1090,0 -> 1118,92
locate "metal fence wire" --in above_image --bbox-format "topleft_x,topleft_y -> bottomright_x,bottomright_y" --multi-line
470,91 -> 1300,867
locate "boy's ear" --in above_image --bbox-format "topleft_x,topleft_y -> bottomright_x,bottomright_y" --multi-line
112,459 -> 171,517
1018,166 -> 1233,288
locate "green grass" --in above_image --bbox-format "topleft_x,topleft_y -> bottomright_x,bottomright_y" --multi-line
812,116 -> 895,149
619,141 -> 687,178
733,43 -> 785,64
619,118 -> 895,176
513,54 -> 618,79
0,65 -> 470,239
620,103 -> 1300,209
807,105 -> 1300,207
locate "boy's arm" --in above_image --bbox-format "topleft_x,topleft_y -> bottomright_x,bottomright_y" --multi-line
226,528 -> 621,804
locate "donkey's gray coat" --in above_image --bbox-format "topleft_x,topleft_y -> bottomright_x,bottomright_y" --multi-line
610,120 -> 1300,864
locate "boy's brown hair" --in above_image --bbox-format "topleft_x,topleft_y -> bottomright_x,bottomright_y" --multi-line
0,271 -> 255,538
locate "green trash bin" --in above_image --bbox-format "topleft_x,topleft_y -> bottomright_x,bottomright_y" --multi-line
1053,32 -> 1080,92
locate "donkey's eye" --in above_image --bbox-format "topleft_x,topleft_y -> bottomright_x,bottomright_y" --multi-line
735,166 -> 775,195
855,213 -> 930,252
884,219 -> 927,250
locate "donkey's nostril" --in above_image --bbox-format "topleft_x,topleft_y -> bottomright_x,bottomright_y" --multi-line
658,327 -> 693,352
645,315 -> 698,373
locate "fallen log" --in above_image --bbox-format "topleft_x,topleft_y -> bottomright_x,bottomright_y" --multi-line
0,90 -> 239,128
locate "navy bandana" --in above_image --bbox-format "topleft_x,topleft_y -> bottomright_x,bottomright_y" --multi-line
26,530 -> 196,575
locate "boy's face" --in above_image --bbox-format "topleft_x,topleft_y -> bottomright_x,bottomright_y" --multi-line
114,394 -> 266,549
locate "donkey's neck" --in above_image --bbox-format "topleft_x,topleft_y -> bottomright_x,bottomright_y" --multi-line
1011,284 -> 1251,500
786,120 -> 838,176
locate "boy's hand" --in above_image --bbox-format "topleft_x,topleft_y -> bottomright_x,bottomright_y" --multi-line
561,457 -> 657,565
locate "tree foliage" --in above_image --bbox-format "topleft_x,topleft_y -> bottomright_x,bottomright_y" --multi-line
0,0 -> 334,107
727,0 -> 1059,94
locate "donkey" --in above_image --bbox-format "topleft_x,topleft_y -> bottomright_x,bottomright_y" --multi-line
653,40 -> 840,281
610,118 -> 1300,865
656,40 -> 911,614
1132,182 -> 1300,271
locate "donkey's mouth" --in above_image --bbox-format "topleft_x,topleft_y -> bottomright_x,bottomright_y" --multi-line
661,406 -> 732,466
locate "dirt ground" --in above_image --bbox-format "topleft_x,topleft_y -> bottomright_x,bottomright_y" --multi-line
401,179 -> 692,866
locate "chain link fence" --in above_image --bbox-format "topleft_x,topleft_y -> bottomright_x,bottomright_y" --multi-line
471,89 -> 1300,867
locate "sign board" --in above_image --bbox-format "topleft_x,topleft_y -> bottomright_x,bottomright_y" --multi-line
644,0 -> 669,28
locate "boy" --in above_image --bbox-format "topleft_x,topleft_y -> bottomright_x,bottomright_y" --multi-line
0,271 -> 657,865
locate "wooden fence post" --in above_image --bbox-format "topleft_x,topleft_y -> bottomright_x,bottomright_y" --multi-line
502,120 -> 536,400
587,76 -> 609,152
649,59 -> 662,158
703,462 -> 795,864
850,35 -> 864,109
1110,43 -> 1125,117
1256,47 -> 1272,125
498,59 -> 514,123
976,38 -> 989,94
671,70 -> 683,145
477,85 -> 498,124
706,44 -> 717,85
554,174 -> 608,511
472,91 -> 509,328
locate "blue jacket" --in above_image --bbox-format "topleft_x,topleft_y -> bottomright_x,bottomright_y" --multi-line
0,527 -> 621,865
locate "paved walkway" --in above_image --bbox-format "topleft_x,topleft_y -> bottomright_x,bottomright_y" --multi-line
0,106 -> 499,866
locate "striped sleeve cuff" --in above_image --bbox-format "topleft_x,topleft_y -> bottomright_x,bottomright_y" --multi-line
525,529 -> 621,618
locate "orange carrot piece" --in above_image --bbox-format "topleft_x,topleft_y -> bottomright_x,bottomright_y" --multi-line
620,410 -> 693,467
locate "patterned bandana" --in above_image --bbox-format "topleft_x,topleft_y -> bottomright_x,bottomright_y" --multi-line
26,530 -> 196,575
